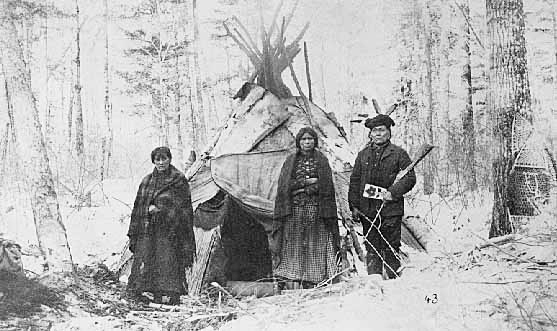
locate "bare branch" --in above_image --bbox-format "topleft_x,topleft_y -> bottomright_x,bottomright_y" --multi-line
451,0 -> 485,50
267,0 -> 285,39
223,22 -> 261,67
284,0 -> 300,33
288,22 -> 310,49
234,27 -> 261,61
232,16 -> 261,57
372,99 -> 383,114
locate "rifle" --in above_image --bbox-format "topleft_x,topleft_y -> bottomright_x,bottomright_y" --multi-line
362,143 -> 435,201
394,143 -> 435,184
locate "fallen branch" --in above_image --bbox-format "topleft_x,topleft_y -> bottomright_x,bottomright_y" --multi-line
466,231 -> 547,265
313,267 -> 352,290
453,233 -> 517,255
461,279 -> 557,285
146,302 -> 197,312
184,311 -> 237,323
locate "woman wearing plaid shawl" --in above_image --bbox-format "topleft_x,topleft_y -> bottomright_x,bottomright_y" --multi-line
272,127 -> 340,288
127,147 -> 195,305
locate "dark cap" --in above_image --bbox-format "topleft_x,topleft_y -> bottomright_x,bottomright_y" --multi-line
364,114 -> 395,130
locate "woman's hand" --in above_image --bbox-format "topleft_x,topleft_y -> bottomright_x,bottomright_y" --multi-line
148,205 -> 161,214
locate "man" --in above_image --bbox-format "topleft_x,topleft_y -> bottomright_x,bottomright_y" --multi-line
348,114 -> 416,279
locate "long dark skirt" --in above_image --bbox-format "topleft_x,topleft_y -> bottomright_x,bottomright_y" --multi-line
127,229 -> 186,296
274,204 -> 338,283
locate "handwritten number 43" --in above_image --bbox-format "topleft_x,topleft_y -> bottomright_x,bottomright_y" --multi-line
425,294 -> 438,304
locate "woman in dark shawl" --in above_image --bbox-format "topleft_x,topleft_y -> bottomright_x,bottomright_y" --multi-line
127,147 -> 195,305
272,127 -> 340,288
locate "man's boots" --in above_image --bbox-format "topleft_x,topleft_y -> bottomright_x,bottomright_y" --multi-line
366,252 -> 383,275
383,249 -> 401,279
366,250 -> 401,279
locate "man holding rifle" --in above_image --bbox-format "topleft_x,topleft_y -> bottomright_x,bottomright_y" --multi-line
348,114 -> 416,279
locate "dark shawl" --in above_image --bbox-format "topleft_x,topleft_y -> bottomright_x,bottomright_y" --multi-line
272,149 -> 340,251
127,164 -> 196,267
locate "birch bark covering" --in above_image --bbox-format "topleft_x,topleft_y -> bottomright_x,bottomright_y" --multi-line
486,0 -> 531,238
0,7 -> 74,273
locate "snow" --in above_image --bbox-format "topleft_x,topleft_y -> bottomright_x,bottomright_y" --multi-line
2,179 -> 557,330
0,179 -> 135,274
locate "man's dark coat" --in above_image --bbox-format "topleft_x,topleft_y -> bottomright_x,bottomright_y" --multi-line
348,142 -> 416,219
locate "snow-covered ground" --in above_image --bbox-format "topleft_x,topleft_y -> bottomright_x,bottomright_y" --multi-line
0,179 -> 136,274
1,180 -> 556,330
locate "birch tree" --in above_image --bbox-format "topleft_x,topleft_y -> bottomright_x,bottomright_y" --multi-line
101,0 -> 113,181
0,2 -> 74,273
423,0 -> 436,195
460,0 -> 477,191
188,0 -> 207,153
73,0 -> 84,158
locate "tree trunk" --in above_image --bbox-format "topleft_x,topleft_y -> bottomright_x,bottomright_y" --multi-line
551,0 -> 557,158
319,42 -> 327,108
3,70 -> 17,144
175,54 -> 184,165
43,12 -> 51,145
553,0 -> 557,91
188,0 -> 207,153
74,0 -> 84,158
438,4 -> 452,197
73,0 -> 87,205
101,0 -> 113,181
67,77 -> 74,149
423,3 -> 435,195
461,0 -> 477,191
487,0 -> 531,238
0,123 -> 8,183
0,9 -> 75,273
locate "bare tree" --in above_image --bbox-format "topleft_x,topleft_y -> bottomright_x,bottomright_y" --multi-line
0,4 -> 74,273
423,1 -> 435,195
101,0 -> 113,181
73,0 -> 84,158
487,0 -> 532,238
43,7 -> 52,145
438,2 -> 452,197
188,0 -> 207,153
460,0 -> 477,191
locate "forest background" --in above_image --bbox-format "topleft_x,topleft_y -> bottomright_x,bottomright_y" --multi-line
1,0 -> 556,196
0,0 -> 556,267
